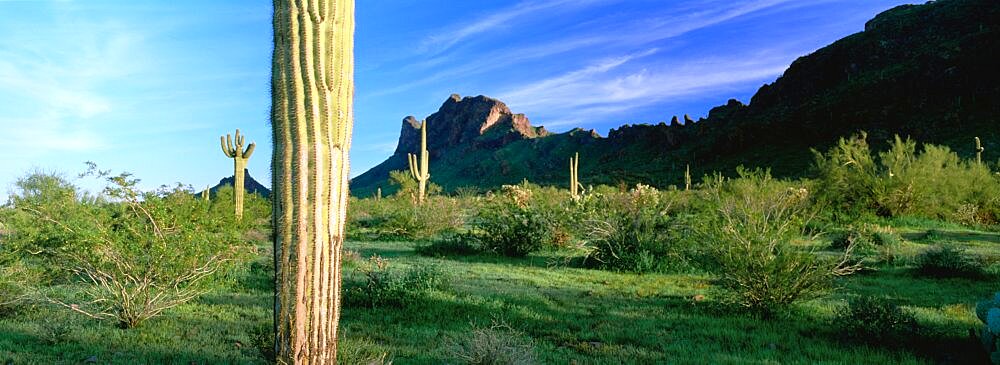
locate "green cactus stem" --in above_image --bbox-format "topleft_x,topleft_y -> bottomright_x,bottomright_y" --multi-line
376,186 -> 382,201
976,137 -> 985,165
407,119 -> 430,204
685,164 -> 692,191
201,185 -> 209,201
570,152 -> 582,198
271,0 -> 355,362
220,129 -> 255,220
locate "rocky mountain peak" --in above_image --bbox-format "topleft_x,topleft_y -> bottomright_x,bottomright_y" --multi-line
393,94 -> 549,155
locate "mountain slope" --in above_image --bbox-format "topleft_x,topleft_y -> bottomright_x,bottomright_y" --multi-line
204,169 -> 271,199
351,0 -> 1000,197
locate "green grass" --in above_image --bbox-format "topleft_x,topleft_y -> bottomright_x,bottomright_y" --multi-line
1,224 -> 998,364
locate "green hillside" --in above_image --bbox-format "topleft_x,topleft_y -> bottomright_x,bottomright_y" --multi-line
351,0 -> 1000,196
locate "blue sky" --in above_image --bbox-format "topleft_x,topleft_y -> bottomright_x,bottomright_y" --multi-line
0,0 -> 916,197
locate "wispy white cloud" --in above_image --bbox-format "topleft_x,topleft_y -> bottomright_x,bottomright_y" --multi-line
0,15 -> 147,153
368,0 -> 796,99
419,0 -> 610,54
498,48 -> 796,128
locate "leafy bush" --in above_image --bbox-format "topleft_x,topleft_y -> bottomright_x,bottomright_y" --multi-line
835,296 -> 920,347
473,184 -> 554,257
0,259 -> 42,315
415,233 -> 482,257
975,292 -> 1000,364
913,245 -> 986,279
8,166 -> 248,328
697,168 -> 856,313
813,133 -> 1000,224
349,195 -> 465,241
444,319 -> 537,365
829,223 -> 901,264
583,184 -> 684,273
812,133 -> 882,220
346,255 -> 448,308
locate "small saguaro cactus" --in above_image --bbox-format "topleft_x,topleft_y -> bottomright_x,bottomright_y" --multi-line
220,129 -> 255,220
407,119 -> 429,204
201,185 -> 210,201
976,137 -> 985,165
569,152 -> 582,198
684,164 -> 692,191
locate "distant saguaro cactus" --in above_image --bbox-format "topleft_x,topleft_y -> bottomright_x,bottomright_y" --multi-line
220,129 -> 255,220
201,185 -> 210,201
272,0 -> 355,362
685,164 -> 692,191
376,186 -> 382,201
976,137 -> 985,164
407,119 -> 429,204
569,152 -> 581,198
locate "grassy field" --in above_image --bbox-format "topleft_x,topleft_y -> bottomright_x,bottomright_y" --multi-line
1,220 -> 998,364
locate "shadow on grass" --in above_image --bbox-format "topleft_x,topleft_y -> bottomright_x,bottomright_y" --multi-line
0,325 -> 266,365
350,240 -> 574,270
903,229 -> 1000,244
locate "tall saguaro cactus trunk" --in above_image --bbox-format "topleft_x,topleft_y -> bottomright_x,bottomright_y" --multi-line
271,0 -> 355,363
685,164 -> 691,191
407,120 -> 429,204
221,129 -> 256,220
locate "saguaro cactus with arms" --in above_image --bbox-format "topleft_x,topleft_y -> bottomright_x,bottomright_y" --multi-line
271,0 -> 355,363
407,119 -> 429,204
220,129 -> 256,220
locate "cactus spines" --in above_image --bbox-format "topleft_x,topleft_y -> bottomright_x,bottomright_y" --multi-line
271,0 -> 355,362
220,129 -> 255,220
407,119 -> 429,204
569,152 -> 581,198
684,164 -> 692,191
976,137 -> 984,164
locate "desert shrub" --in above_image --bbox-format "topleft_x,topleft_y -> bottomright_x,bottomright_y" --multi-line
812,133 -> 882,220
0,259 -> 44,315
829,224 -> 901,265
913,245 -> 986,279
415,233 -> 482,257
975,292 -> 1000,364
349,195 -> 465,241
346,255 -> 448,308
583,184 -> 685,273
1,172 -> 99,281
206,185 -> 271,232
473,184 -> 554,257
813,133 -> 1000,224
443,319 -> 537,365
10,166 -> 248,328
697,168 -> 856,313
835,296 -> 920,347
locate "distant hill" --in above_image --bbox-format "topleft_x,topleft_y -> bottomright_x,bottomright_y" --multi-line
204,169 -> 270,198
351,0 -> 1000,197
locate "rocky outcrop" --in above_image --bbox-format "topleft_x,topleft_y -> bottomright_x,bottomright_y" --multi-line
393,94 -> 548,156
